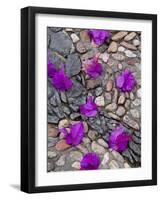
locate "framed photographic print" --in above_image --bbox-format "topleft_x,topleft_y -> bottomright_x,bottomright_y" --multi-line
21,6 -> 157,193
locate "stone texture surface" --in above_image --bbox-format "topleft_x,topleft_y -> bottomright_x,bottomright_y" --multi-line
47,28 -> 141,172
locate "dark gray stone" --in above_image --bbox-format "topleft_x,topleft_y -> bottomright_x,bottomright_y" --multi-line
50,31 -> 74,57
48,102 -> 53,115
122,149 -> 134,164
129,149 -> 140,163
48,115 -> 59,124
72,96 -> 86,106
65,54 -> 81,77
63,106 -> 71,115
132,135 -> 141,144
50,90 -> 61,106
134,131 -> 141,138
81,74 -> 86,86
88,117 -> 104,135
47,161 -> 55,172
129,141 -> 141,156
98,44 -> 108,53
60,92 -> 67,103
50,51 -> 66,69
95,87 -> 103,96
48,137 -> 58,147
49,27 -> 63,32
67,79 -> 85,98
54,107 -> 65,119
48,81 -> 55,98
70,113 -> 81,120
69,104 -> 79,112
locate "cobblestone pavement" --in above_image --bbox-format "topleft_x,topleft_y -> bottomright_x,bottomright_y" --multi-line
47,27 -> 141,172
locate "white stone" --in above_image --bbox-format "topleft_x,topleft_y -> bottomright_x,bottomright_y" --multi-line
109,160 -> 119,169
132,98 -> 141,106
58,119 -> 70,129
118,63 -> 123,70
70,33 -> 79,43
130,92 -> 135,100
124,32 -> 136,41
100,52 -> 109,63
116,106 -> 126,117
91,141 -> 106,154
133,39 -> 140,46
101,152 -> 110,166
124,162 -> 131,168
97,138 -> 109,148
56,156 -> 65,166
95,95 -> 105,107
118,46 -> 125,52
48,151 -> 57,158
69,151 -> 83,161
77,144 -> 88,154
88,130 -> 98,140
137,88 -> 141,98
118,95 -> 126,104
130,109 -> 140,118
72,161 -> 81,169
83,137 -> 90,144
112,150 -> 124,163
105,103 -> 117,112
125,50 -> 136,58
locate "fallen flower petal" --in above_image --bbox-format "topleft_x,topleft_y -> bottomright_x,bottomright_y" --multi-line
108,126 -> 131,152
60,122 -> 84,146
80,153 -> 100,170
48,61 -> 57,78
116,69 -> 136,92
80,96 -> 98,117
52,64 -> 73,91
84,56 -> 103,79
88,29 -> 110,45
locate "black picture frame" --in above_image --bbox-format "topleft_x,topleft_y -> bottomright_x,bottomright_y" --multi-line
21,6 -> 157,193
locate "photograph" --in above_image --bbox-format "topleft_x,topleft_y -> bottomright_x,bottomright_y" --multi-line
47,27 -> 141,172
21,6 -> 157,193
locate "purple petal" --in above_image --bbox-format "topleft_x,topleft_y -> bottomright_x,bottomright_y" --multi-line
88,29 -> 110,45
84,57 -> 103,79
80,96 -> 98,117
63,122 -> 84,146
108,126 -> 131,152
116,69 -> 136,92
48,62 -> 57,78
80,153 -> 100,170
52,64 -> 73,91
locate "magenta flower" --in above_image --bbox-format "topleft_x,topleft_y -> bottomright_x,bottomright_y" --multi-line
80,153 -> 100,170
84,56 -> 103,79
108,126 -> 132,152
52,64 -> 73,91
48,61 -> 57,78
80,96 -> 98,117
60,122 -> 84,146
116,69 -> 136,92
88,29 -> 110,45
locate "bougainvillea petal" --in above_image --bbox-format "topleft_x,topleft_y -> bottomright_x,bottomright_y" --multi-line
84,56 -> 103,79
116,69 -> 136,92
80,96 -> 98,117
80,153 -> 100,170
61,122 -> 84,146
48,61 -> 57,78
108,126 -> 131,152
88,29 -> 110,45
52,64 -> 73,91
